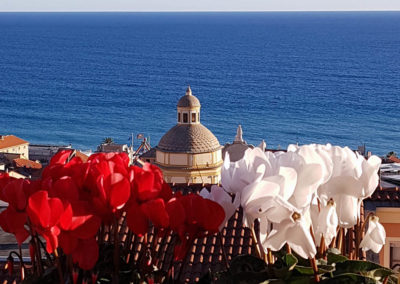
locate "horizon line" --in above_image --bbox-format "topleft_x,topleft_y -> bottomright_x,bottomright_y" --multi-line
1,9 -> 400,13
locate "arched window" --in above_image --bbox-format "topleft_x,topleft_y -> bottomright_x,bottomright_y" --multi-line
192,113 -> 196,122
183,113 -> 188,123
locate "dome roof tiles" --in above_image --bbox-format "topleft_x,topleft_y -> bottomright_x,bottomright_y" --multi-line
177,86 -> 201,108
157,124 -> 221,153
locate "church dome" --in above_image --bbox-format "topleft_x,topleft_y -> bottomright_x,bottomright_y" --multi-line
157,124 -> 221,153
155,87 -> 222,184
177,86 -> 201,108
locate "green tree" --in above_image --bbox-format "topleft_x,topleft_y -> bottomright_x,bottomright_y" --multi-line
386,151 -> 397,158
102,137 -> 114,145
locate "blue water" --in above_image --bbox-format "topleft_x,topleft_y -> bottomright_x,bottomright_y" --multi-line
0,12 -> 399,155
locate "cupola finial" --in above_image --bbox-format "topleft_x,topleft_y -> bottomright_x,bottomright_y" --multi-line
234,125 -> 244,143
186,85 -> 192,96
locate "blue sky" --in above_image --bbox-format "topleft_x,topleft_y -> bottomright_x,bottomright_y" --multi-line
1,0 -> 400,12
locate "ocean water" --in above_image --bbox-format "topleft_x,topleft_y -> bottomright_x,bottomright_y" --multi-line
0,12 -> 399,155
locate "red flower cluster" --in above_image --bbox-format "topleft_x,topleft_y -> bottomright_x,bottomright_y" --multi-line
166,193 -> 225,260
0,150 -> 226,272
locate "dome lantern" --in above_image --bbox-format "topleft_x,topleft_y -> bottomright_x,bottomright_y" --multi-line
156,87 -> 223,184
177,86 -> 201,125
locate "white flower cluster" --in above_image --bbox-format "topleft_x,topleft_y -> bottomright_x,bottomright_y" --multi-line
201,143 -> 385,259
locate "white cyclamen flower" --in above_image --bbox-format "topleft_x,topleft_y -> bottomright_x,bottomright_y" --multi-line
263,212 -> 317,259
314,199 -> 338,247
360,216 -> 386,253
221,149 -> 273,195
317,146 -> 381,228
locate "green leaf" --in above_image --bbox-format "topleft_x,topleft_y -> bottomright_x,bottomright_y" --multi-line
334,260 -> 387,275
317,258 -> 328,266
283,254 -> 298,270
229,254 -> 267,274
294,264 -> 334,276
327,248 -> 341,255
360,268 -> 397,283
326,248 -> 348,265
327,253 -> 348,265
293,265 -> 314,276
320,273 -> 380,284
273,254 -> 298,279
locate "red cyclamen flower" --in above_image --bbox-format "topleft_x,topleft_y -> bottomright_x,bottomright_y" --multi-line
27,190 -> 68,253
0,179 -> 40,245
126,163 -> 172,236
166,193 -> 225,260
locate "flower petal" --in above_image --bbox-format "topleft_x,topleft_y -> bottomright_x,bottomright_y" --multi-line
72,238 -> 99,270
141,198 -> 169,229
126,201 -> 148,236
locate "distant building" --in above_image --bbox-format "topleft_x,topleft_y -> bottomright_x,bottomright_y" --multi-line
365,160 -> 400,271
0,135 -> 29,159
97,142 -> 133,164
155,86 -> 223,184
139,148 -> 156,164
97,143 -> 129,153
222,125 -> 269,162
222,125 -> 254,162
29,144 -> 72,165
0,152 -> 42,179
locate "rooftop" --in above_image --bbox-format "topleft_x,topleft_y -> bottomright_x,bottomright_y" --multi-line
13,158 -> 42,170
157,124 -> 221,153
74,150 -> 89,163
120,184 -> 257,283
0,135 -> 28,150
177,86 -> 201,108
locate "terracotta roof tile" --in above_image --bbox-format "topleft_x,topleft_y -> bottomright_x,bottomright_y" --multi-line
116,184 -> 257,283
0,135 -> 28,150
177,88 -> 201,108
74,151 -> 89,163
368,187 -> 400,202
13,158 -> 42,169
389,156 -> 400,163
157,124 -> 221,153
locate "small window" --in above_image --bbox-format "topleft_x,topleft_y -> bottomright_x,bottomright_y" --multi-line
183,113 -> 188,123
390,242 -> 400,271
178,113 -> 181,122
192,113 -> 196,122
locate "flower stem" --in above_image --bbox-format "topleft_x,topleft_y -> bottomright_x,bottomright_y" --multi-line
309,226 -> 316,244
337,227 -> 343,252
348,228 -> 354,259
218,232 -> 229,269
54,249 -> 65,284
113,217 -> 120,284
267,249 -> 274,264
318,235 -> 326,259
250,224 -> 263,261
309,257 -> 320,283
34,235 -> 43,276
286,243 -> 292,254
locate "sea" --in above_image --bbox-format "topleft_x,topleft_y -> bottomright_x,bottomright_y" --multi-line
0,12 -> 399,156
